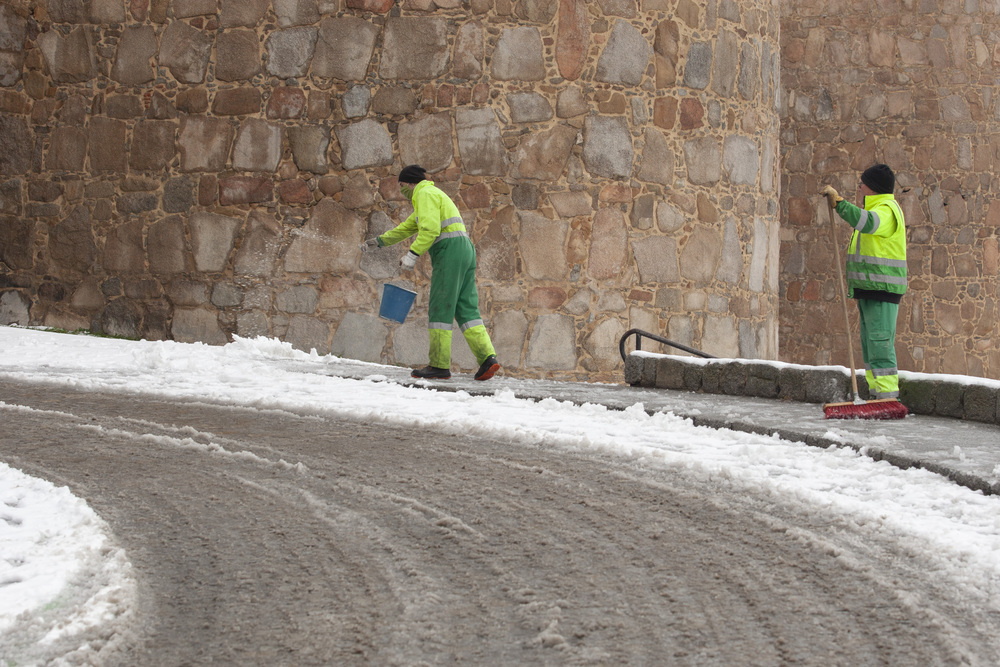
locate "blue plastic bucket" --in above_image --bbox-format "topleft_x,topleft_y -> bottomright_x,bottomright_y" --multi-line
379,283 -> 417,323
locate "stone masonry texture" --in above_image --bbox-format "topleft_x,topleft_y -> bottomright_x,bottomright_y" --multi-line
8,0 -> 987,384
779,1 -> 1000,379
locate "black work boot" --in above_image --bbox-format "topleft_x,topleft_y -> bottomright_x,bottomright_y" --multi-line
474,355 -> 500,381
411,365 -> 451,379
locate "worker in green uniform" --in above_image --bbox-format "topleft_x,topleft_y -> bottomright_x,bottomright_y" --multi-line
362,165 -> 500,381
822,164 -> 907,399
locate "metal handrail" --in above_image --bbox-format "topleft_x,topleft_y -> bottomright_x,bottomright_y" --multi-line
618,328 -> 716,363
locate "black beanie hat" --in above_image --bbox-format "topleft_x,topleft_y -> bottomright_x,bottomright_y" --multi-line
398,165 -> 427,184
861,164 -> 895,195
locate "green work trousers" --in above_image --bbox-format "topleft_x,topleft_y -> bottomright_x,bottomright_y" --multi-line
856,298 -> 900,399
426,236 -> 496,369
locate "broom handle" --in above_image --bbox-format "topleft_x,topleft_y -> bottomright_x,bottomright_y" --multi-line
828,200 -> 861,399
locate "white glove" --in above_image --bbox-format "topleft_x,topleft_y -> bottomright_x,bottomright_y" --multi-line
400,251 -> 418,270
360,238 -> 379,252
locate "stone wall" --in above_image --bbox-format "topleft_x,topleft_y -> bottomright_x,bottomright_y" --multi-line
779,1 -> 1000,379
0,0 -> 781,382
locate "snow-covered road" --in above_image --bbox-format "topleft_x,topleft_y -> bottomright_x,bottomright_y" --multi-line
3,327 -> 1000,664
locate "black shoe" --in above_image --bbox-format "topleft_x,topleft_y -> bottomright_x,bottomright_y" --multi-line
411,365 -> 451,379
474,355 -> 500,381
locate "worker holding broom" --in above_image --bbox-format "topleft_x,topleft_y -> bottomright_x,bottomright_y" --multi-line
822,164 -> 907,402
361,164 -> 500,382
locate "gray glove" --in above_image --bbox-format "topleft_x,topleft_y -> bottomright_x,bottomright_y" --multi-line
360,238 -> 379,252
400,251 -> 418,270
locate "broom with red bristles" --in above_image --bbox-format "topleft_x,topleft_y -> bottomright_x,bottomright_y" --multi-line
822,199 -> 909,420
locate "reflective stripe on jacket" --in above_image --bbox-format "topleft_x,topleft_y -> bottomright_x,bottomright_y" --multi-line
834,193 -> 907,298
378,180 -> 466,256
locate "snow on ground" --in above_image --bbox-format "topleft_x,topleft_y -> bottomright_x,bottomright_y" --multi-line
3,325 -> 1000,659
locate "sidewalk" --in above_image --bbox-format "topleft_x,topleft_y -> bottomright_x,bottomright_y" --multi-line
295,357 -> 1000,496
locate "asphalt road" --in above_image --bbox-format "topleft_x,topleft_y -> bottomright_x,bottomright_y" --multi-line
3,379 -> 999,666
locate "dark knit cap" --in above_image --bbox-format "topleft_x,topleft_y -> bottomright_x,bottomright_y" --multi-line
398,165 -> 427,184
861,164 -> 895,195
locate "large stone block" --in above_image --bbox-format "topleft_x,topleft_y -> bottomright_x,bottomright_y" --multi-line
683,41 -> 712,89
112,26 -> 157,85
0,5 -> 26,53
723,135 -> 759,185
702,315 -> 739,358
330,312 -> 385,361
49,206 -> 97,275
237,311 -> 270,338
596,20 -> 649,86
492,27 -> 545,81
684,136 -> 721,185
103,220 -> 145,273
274,0 -> 320,26
218,176 -> 272,206
512,125 -> 576,181
266,27 -> 318,78
0,116 -> 31,176
453,22 -> 483,79
711,29 -> 738,98
631,236 -> 679,283
588,208 -> 627,279
456,108 -> 506,176
390,320 -> 430,366
507,92 -> 553,124
0,51 -> 23,87
371,86 -> 417,116
287,125 -> 329,174
213,88 -> 264,117
716,217 -> 742,284
277,285 -> 319,314
37,27 -> 96,83
381,17 -> 449,80
88,117 -> 127,172
637,128 -> 675,186
42,125 -> 87,171
130,120 -> 176,172
476,206 -> 517,281
172,307 -> 228,345
0,216 -> 33,270
679,225 -> 721,285
526,314 -> 577,370
336,119 -> 393,171
148,215 -> 189,274
582,116 -> 633,179
234,210 -> 283,277
233,119 -> 283,172
91,0 -> 126,22
220,0 -> 269,27
398,113 -> 454,173
285,199 -> 365,273
0,290 -> 30,326
313,17 -> 379,81
492,309 -> 528,367
738,41 -> 760,101
101,298 -> 142,339
179,116 -> 234,172
190,212 -> 242,273
216,30 -> 261,81
557,0 -> 589,80
160,20 -> 213,83
584,317 -> 627,371
520,212 -> 569,280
